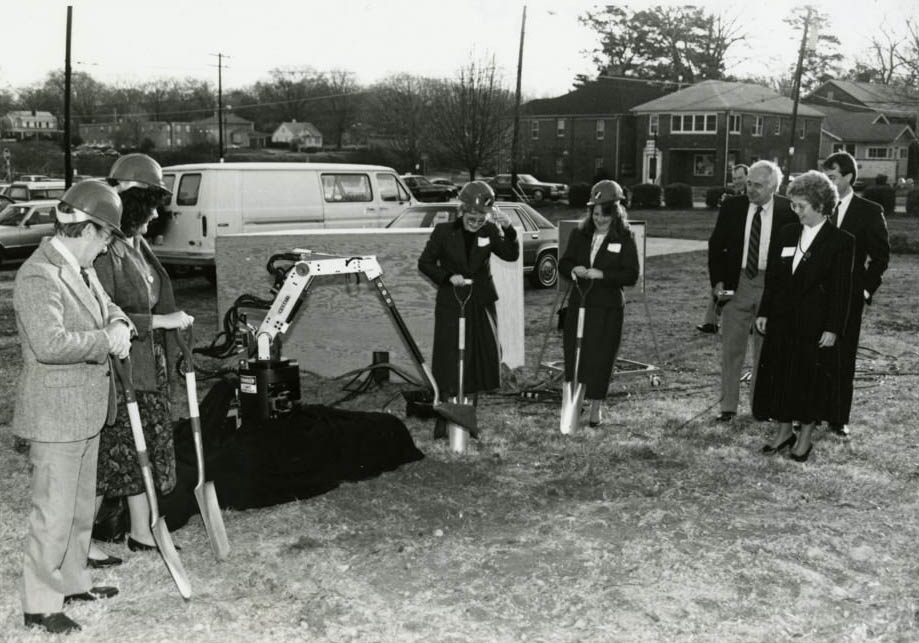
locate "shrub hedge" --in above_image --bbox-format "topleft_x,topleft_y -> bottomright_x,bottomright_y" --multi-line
664,183 -> 693,208
630,183 -> 662,208
568,182 -> 591,208
862,185 -> 897,216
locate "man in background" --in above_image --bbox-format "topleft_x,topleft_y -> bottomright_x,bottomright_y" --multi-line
697,164 -> 748,334
822,152 -> 890,437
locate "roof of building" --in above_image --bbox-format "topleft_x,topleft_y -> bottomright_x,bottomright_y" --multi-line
522,76 -> 676,116
631,80 -> 825,117
192,112 -> 253,126
811,80 -> 918,116
275,121 -> 323,137
821,110 -> 917,143
5,110 -> 57,118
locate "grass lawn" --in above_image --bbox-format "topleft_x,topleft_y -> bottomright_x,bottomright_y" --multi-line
0,226 -> 918,641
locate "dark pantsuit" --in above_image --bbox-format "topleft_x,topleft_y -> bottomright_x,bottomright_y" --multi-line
719,273 -> 764,414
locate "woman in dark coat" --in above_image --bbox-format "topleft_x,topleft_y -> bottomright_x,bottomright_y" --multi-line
418,180 -> 519,399
89,154 -> 194,564
558,180 -> 639,426
754,170 -> 855,462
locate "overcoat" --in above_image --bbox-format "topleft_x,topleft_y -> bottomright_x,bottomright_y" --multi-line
753,222 -> 855,424
418,219 -> 519,395
558,224 -> 639,399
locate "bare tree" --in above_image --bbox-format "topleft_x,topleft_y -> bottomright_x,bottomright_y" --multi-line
427,56 -> 514,180
364,73 -> 436,171
784,6 -> 844,95
312,69 -> 362,149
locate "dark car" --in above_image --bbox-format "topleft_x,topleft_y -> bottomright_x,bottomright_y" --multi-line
0,199 -> 58,265
401,175 -> 459,202
386,201 -> 559,288
487,173 -> 568,203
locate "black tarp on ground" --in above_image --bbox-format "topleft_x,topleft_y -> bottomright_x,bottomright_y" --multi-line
95,376 -> 424,536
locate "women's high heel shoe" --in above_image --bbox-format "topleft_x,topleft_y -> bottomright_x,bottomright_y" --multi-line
761,433 -> 796,455
789,443 -> 813,462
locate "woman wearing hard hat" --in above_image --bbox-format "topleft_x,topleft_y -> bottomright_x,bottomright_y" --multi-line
559,180 -> 639,427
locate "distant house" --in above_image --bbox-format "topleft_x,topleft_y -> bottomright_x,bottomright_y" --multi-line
805,80 -> 919,180
518,76 -> 676,185
80,120 -> 181,149
1,110 -> 60,140
819,111 -> 918,181
271,120 -> 323,149
191,112 -> 267,149
631,80 -> 824,186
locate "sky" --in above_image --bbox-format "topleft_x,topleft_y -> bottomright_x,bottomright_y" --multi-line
1,0 -> 916,101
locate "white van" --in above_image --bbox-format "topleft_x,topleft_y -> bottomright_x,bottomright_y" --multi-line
5,180 -> 67,202
153,162 -> 416,267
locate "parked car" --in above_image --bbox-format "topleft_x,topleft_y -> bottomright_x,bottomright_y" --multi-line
487,174 -> 568,203
4,180 -> 66,202
385,201 -> 559,288
430,177 -> 460,190
0,199 -> 58,265
401,174 -> 459,202
17,174 -> 52,182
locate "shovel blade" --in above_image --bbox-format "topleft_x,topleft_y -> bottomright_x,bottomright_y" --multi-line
151,517 -> 192,599
560,382 -> 584,435
194,483 -> 230,561
435,401 -> 477,435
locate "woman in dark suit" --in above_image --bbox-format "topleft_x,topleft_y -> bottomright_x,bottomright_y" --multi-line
558,180 -> 639,426
754,170 -> 855,462
89,154 -> 195,564
418,180 -> 519,401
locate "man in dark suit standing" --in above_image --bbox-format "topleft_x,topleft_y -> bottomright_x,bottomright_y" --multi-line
708,160 -> 796,422
822,151 -> 890,437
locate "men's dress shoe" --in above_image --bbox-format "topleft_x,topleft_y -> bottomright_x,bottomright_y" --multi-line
828,423 -> 850,437
696,323 -> 718,334
64,586 -> 119,604
23,612 -> 81,634
715,411 -> 736,423
789,444 -> 814,462
128,536 -> 181,552
762,434 -> 796,455
88,553 -> 123,569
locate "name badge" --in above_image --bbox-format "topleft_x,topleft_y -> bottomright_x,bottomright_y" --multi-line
477,236 -> 490,248
607,243 -> 622,253
781,246 -> 795,257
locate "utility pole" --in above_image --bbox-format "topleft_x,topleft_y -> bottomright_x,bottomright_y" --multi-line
510,5 -> 526,199
211,53 -> 228,162
64,6 -> 73,188
787,7 -> 814,184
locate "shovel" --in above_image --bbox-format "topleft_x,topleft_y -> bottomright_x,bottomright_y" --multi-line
560,278 -> 593,435
112,356 -> 192,600
175,327 -> 230,561
444,280 -> 476,452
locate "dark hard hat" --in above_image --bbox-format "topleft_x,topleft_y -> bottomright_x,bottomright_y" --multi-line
587,180 -> 625,206
57,180 -> 124,236
108,153 -> 171,194
458,181 -> 496,214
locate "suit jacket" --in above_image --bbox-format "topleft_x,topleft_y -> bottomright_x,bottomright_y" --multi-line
418,219 -> 519,308
558,225 -> 639,309
758,222 -> 855,339
708,194 -> 796,291
94,235 -> 178,391
13,238 -> 128,442
838,194 -> 889,305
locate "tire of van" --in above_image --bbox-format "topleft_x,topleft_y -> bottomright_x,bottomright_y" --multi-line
204,266 -> 217,285
529,250 -> 558,289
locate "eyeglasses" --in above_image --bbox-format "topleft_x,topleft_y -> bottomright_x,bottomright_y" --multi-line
463,213 -> 488,224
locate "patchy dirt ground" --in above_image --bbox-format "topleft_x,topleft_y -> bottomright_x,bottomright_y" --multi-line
1,249 -> 918,643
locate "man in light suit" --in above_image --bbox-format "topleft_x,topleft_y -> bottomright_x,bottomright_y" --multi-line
14,181 -> 133,634
822,152 -> 890,437
708,160 -> 797,422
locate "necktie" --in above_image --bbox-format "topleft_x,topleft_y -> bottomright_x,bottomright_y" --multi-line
830,201 -> 840,227
745,206 -> 762,279
80,268 -> 91,289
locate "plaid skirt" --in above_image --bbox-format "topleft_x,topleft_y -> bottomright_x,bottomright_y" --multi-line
96,330 -> 176,497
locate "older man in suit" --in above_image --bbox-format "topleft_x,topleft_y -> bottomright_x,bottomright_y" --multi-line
14,181 -> 133,634
708,160 -> 797,422
822,152 -> 890,437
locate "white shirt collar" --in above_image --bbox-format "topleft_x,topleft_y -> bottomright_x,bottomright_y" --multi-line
50,236 -> 83,273
801,218 -> 826,245
838,190 -> 854,211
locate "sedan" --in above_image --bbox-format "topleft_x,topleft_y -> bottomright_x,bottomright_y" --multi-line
386,201 -> 559,288
488,174 -> 568,203
401,175 -> 459,202
0,199 -> 58,265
